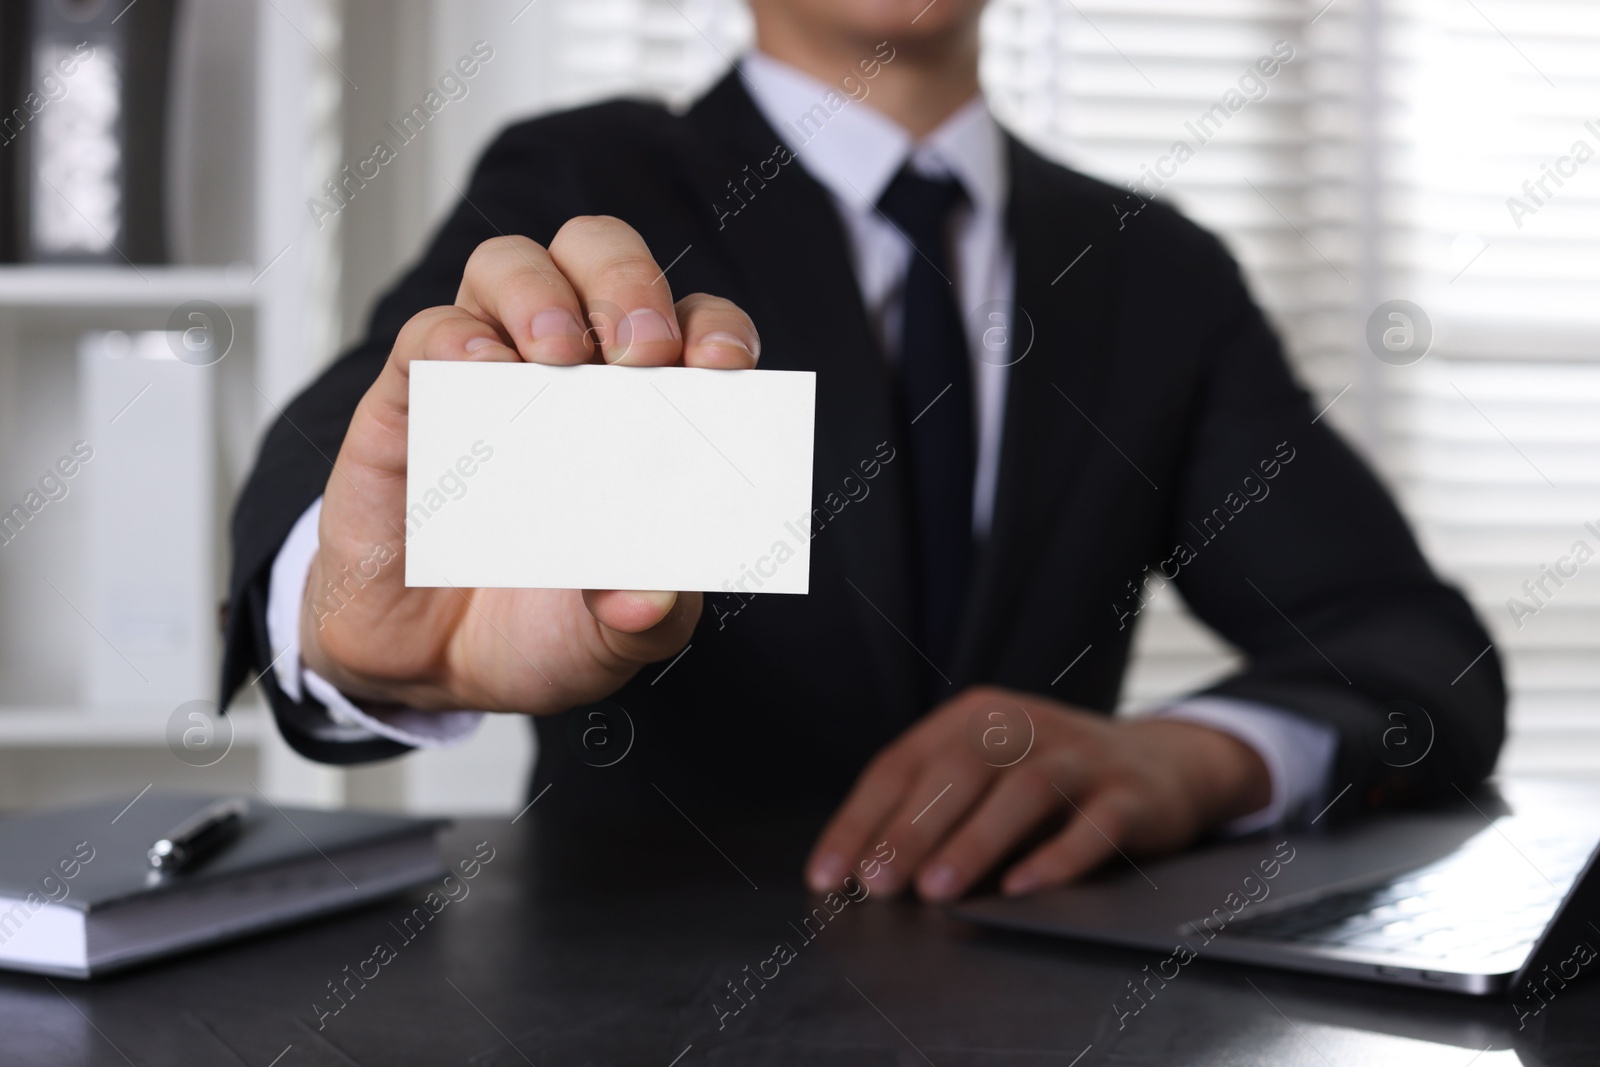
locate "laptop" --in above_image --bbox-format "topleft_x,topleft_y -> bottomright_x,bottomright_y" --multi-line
954,778 -> 1600,999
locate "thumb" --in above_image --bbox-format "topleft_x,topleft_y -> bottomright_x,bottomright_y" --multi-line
582,589 -> 702,667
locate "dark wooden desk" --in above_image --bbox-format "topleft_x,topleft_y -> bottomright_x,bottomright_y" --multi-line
1,806 -> 1593,1065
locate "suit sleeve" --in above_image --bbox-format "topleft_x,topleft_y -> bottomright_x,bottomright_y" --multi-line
1166,237 -> 1505,824
218,122 -> 593,763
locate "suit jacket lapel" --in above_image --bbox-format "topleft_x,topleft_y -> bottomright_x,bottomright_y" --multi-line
953,136 -> 1124,683
683,72 -> 923,717
680,82 -> 1125,705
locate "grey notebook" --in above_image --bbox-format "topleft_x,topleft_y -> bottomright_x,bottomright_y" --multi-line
0,793 -> 446,978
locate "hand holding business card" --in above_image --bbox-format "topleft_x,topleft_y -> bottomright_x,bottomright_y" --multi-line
297,219 -> 800,718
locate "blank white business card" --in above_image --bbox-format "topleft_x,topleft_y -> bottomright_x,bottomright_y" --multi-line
406,362 -> 816,594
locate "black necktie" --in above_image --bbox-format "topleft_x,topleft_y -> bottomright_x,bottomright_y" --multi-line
877,166 -> 975,693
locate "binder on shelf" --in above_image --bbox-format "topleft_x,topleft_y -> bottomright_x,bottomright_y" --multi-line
78,329 -> 214,709
0,3 -> 26,261
15,0 -> 178,265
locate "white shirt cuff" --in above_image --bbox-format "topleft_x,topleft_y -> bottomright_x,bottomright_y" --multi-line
266,496 -> 485,749
1154,696 -> 1338,835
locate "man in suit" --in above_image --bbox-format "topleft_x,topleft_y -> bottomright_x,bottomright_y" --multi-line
224,0 -> 1504,902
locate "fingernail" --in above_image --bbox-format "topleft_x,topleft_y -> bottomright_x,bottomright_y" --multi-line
919,863 -> 958,900
616,308 -> 675,349
465,335 -> 501,353
531,308 -> 583,342
1003,870 -> 1039,897
699,331 -> 752,356
809,854 -> 845,892
630,590 -> 678,617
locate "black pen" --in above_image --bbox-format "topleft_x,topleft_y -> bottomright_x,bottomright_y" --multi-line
147,797 -> 249,873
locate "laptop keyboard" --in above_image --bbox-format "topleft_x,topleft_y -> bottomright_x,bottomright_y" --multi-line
1210,823 -> 1596,966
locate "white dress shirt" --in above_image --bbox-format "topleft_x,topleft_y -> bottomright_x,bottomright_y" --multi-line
266,51 -> 1336,830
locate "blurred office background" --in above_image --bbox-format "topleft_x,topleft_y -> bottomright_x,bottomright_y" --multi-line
0,0 -> 1595,814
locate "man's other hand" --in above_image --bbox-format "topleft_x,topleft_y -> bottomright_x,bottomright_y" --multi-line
805,687 -> 1273,900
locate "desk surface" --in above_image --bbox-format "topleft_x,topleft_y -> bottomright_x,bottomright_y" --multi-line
1,807 -> 1594,1066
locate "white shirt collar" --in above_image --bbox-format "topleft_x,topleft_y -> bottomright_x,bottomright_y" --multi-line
738,51 -> 1006,218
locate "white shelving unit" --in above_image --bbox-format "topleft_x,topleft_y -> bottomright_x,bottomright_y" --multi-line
0,0 -> 346,810
0,266 -> 258,306
0,706 -> 268,746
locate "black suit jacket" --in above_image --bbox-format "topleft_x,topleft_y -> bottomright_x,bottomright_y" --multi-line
223,70 -> 1504,821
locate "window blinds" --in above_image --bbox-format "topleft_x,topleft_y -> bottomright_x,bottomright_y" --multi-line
544,0 -> 1600,772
